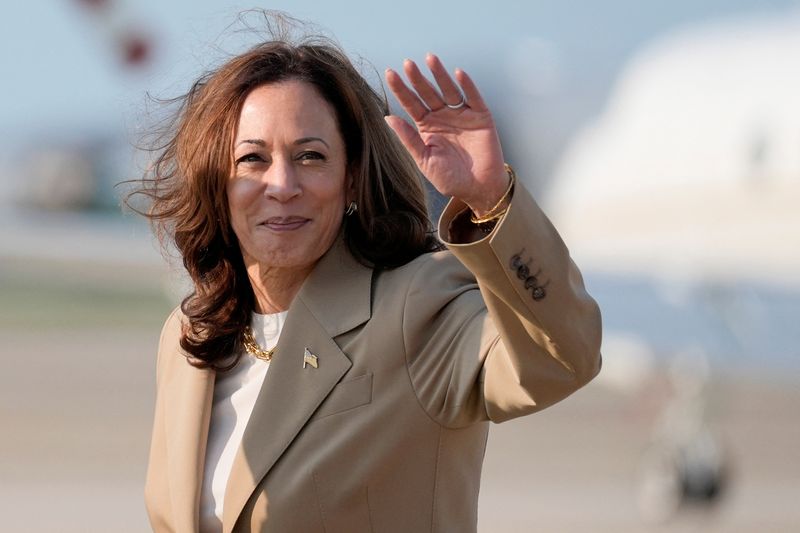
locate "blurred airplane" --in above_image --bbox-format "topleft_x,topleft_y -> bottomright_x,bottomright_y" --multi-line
547,10 -> 800,522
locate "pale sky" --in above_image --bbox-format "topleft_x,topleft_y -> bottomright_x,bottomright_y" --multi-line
2,0 -> 796,143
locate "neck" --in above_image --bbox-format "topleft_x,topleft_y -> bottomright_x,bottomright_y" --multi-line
246,262 -> 313,314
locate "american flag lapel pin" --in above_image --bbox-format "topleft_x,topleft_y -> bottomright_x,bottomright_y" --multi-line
303,347 -> 319,369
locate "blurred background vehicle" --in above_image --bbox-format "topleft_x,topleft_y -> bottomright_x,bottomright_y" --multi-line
1,1 -> 798,531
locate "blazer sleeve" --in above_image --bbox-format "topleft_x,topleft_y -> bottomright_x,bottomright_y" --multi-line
402,182 -> 602,428
144,307 -> 181,532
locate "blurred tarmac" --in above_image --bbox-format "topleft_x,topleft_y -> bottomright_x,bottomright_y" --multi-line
1,285 -> 799,532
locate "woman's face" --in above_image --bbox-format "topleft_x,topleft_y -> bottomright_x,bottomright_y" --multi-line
228,80 -> 349,274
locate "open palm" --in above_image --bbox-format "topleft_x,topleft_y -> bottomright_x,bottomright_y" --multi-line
385,54 -> 509,216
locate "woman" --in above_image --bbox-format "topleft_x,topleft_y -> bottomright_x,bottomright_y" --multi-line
137,27 -> 601,533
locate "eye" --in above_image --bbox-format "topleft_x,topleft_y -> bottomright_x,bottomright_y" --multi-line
235,153 -> 265,165
297,151 -> 325,162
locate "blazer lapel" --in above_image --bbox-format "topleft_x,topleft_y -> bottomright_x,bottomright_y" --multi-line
222,237 -> 373,532
163,355 -> 215,532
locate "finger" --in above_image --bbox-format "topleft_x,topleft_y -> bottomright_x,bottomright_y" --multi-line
426,53 -> 464,108
385,68 -> 428,122
454,68 -> 489,112
384,115 -> 426,166
403,59 -> 446,112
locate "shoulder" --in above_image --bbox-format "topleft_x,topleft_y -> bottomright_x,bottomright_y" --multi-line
375,249 -> 477,298
159,306 -> 185,349
372,251 -> 482,340
154,306 -> 188,383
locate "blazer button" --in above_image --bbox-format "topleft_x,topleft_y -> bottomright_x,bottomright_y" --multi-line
516,264 -> 530,280
532,287 -> 546,301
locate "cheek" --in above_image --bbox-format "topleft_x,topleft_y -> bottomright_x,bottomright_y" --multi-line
227,178 -> 261,208
318,182 -> 347,223
227,179 -> 259,237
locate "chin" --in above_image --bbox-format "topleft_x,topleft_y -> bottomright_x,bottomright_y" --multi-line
251,241 -> 328,270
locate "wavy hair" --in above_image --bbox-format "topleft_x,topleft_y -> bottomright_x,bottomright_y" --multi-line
127,20 -> 441,370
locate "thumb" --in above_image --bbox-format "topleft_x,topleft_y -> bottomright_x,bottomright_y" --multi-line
384,115 -> 426,167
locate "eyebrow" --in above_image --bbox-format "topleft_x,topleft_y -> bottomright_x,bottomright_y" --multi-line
235,137 -> 330,148
295,136 -> 329,148
236,139 -> 265,147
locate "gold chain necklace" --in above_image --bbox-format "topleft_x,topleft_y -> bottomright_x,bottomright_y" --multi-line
242,326 -> 275,361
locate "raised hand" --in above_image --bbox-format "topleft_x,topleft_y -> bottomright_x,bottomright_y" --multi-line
384,53 -> 510,217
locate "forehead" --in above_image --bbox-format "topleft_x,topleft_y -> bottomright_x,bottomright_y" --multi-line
235,80 -> 340,140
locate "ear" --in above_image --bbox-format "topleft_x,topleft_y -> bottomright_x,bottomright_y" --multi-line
345,171 -> 357,203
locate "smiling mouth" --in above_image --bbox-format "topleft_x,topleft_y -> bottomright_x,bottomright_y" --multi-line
259,216 -> 310,232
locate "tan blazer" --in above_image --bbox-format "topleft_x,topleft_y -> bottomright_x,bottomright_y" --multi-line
144,184 -> 602,532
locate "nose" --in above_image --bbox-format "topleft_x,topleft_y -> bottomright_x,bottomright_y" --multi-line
263,157 -> 302,202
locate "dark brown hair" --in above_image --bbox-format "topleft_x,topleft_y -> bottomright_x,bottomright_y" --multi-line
127,18 -> 441,370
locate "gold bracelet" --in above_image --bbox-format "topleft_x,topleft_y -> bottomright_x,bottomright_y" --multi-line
470,210 -> 506,226
470,163 -> 516,225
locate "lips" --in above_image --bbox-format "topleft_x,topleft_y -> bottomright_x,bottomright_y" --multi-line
259,216 -> 310,232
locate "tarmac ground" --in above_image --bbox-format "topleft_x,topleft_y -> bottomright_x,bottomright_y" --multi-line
1,274 -> 798,532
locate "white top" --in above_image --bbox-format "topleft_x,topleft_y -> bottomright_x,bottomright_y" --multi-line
198,311 -> 287,533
